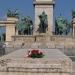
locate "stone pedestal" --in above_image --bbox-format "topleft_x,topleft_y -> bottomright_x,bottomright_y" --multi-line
33,0 -> 55,35
0,49 -> 72,75
6,23 -> 16,42
6,17 -> 18,42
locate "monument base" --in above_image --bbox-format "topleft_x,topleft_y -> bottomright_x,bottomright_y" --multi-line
5,34 -> 75,49
0,49 -> 72,75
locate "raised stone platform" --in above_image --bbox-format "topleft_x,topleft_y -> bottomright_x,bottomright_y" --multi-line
0,49 -> 72,75
8,35 -> 75,49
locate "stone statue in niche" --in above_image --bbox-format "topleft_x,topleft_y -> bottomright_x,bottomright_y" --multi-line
38,11 -> 48,33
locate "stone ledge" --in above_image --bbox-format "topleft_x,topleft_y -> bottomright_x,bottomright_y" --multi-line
0,58 -> 72,73
0,49 -> 72,74
33,1 -> 55,5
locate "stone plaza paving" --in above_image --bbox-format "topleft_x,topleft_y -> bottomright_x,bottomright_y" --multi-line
0,48 -> 72,75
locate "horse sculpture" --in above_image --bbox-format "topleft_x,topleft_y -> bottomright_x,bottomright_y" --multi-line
16,16 -> 33,35
55,16 -> 70,35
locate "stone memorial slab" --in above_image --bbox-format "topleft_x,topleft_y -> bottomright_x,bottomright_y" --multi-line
0,49 -> 72,75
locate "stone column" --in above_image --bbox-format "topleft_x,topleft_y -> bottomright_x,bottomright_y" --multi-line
6,17 -> 18,42
33,0 -> 55,35
6,23 -> 15,41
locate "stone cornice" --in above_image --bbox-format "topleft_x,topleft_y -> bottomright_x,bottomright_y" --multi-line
0,21 -> 16,24
33,1 -> 55,5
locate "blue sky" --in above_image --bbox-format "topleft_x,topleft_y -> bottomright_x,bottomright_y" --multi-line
0,0 -> 74,21
0,0 -> 74,34
55,0 -> 75,21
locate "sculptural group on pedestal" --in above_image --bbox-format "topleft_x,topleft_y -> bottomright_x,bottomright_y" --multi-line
55,16 -> 70,35
6,9 -> 73,36
16,16 -> 33,35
